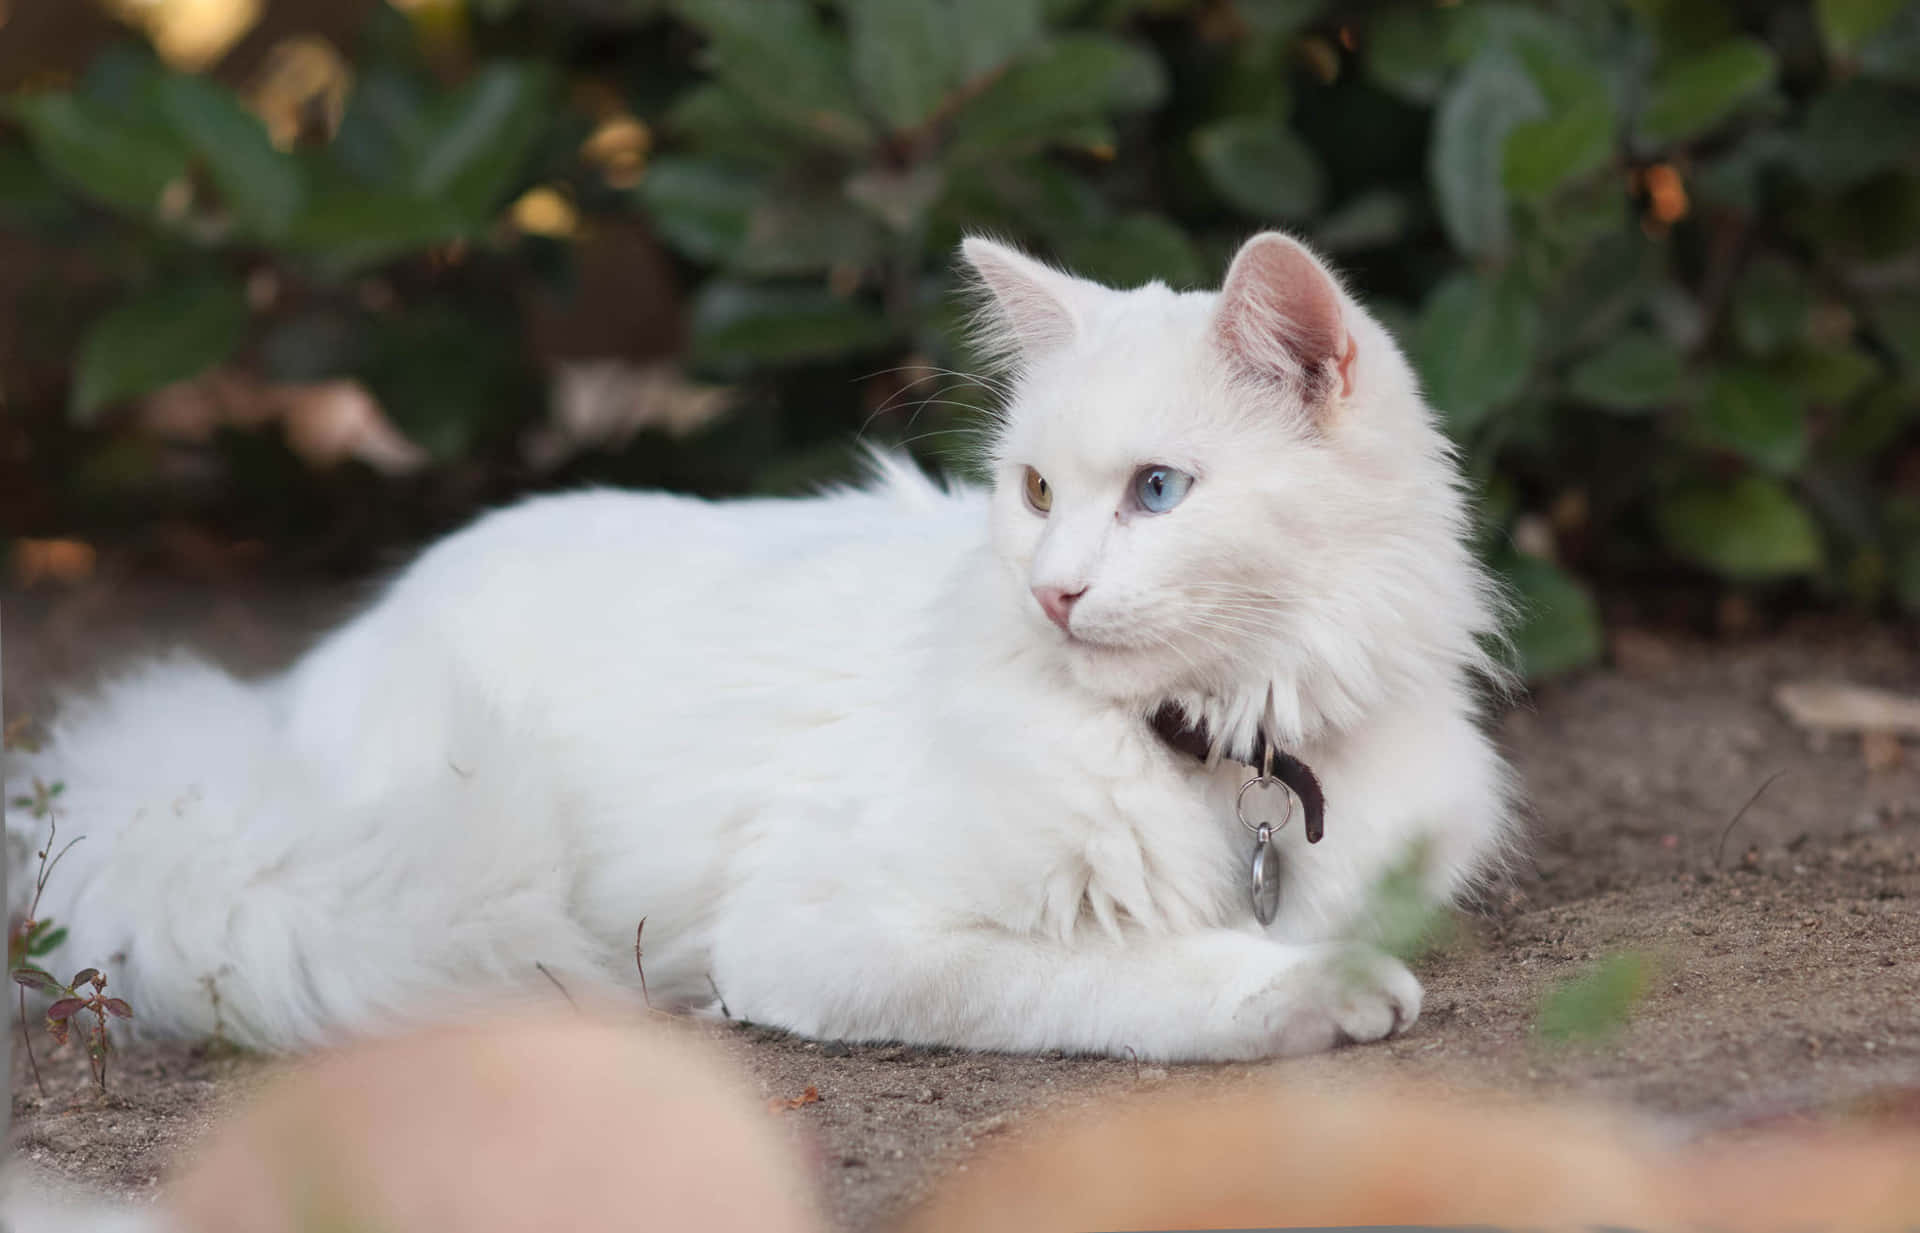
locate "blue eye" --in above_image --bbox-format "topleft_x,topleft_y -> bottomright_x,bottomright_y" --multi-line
1133,466 -> 1193,514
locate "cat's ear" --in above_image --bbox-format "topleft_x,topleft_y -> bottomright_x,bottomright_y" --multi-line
960,237 -> 1086,367
1212,232 -> 1358,415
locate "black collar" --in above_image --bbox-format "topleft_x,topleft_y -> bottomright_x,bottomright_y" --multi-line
1148,702 -> 1326,844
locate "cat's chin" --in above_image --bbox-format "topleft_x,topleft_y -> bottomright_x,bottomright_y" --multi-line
1054,633 -> 1198,704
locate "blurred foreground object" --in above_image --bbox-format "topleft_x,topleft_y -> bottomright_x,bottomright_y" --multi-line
167,1012 -> 824,1233
10,1013 -> 1920,1232
905,1078 -> 1920,1233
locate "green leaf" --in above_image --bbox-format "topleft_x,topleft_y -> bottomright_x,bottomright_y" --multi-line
1503,95 -> 1615,202
1566,330 -> 1683,412
1361,838 -> 1458,963
950,34 -> 1166,155
1237,0 -> 1323,36
733,189 -> 885,277
1730,257 -> 1811,357
690,282 -> 899,366
1858,2 -> 1920,83
843,0 -> 960,131
1775,346 -> 1881,408
1191,117 -> 1324,221
1502,554 -> 1604,680
72,277 -> 250,422
1547,234 -> 1662,353
1825,385 -> 1916,461
0,142 -> 67,225
358,306 -> 529,461
1539,952 -> 1651,1043
1366,4 -> 1461,103
949,0 -> 1045,80
284,185 -> 473,275
674,0 -> 873,151
1875,294 -> 1920,372
1817,0 -> 1910,55
1696,368 -> 1808,472
1656,475 -> 1824,580
412,63 -> 550,217
639,157 -> 763,263
332,69 -> 433,188
664,85 -> 800,167
1638,37 -> 1776,145
1791,82 -> 1920,190
1412,271 -> 1541,435
10,92 -> 187,217
1312,191 -> 1411,253
27,926 -> 67,957
1501,26 -> 1617,202
840,0 -> 1038,132
947,158 -> 1106,249
155,73 -> 305,239
1061,213 -> 1204,289
1430,50 -> 1544,261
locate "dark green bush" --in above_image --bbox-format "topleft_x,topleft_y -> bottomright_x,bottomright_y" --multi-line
3,0 -> 1917,676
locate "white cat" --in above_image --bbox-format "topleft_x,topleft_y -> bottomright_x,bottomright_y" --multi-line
7,232 -> 1514,1061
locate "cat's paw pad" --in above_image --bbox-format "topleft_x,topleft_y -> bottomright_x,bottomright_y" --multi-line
1230,945 -> 1422,1057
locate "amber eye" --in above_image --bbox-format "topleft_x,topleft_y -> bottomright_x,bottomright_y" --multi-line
1023,467 -> 1052,515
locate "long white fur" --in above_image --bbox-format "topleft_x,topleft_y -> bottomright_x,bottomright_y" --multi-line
6,232 -> 1514,1060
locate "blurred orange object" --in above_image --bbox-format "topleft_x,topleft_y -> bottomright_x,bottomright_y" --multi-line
11,538 -> 96,587
904,1078 -> 1920,1233
168,1013 -> 823,1233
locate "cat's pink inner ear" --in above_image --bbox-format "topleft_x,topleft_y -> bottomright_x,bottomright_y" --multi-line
961,237 -> 1080,360
1214,233 -> 1354,408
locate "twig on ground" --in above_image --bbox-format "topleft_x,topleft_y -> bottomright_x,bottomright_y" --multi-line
1715,771 -> 1786,868
19,986 -> 43,1095
707,973 -> 731,1020
535,961 -> 577,1011
11,785 -> 85,1097
634,918 -> 652,1009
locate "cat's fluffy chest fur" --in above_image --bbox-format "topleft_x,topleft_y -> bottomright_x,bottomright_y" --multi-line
9,232 -> 1513,1060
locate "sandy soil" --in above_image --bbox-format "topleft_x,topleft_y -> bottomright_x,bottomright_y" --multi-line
4,579 -> 1917,1232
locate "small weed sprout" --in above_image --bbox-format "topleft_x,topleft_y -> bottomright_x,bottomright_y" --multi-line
8,777 -> 133,1093
1537,951 -> 1653,1045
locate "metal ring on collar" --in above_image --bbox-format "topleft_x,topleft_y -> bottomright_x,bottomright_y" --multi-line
1235,775 -> 1294,836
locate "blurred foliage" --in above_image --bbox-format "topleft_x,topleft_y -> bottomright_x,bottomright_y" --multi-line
1536,949 -> 1653,1043
3,0 -> 1920,677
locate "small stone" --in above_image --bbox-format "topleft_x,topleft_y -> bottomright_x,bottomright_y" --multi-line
914,1087 -> 939,1104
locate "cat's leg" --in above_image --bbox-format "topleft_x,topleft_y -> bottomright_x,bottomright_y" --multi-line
708,904 -> 1417,1061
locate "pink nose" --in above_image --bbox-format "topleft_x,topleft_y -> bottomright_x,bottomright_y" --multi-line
1032,585 -> 1086,631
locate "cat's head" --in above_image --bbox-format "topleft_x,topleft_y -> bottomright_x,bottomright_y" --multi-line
962,231 -> 1503,746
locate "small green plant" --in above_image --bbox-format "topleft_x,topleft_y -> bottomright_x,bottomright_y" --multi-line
1362,837 -> 1462,964
8,777 -> 133,1094
1537,950 -> 1652,1045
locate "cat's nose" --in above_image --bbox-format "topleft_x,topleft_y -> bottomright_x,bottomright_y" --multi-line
1032,585 -> 1086,631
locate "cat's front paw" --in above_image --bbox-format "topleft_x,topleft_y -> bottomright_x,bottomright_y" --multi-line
1219,944 -> 1421,1059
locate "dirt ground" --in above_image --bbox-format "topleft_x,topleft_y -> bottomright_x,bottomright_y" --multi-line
4,578 -> 1917,1232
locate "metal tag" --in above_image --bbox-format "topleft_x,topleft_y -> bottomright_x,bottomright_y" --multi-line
1237,769 -> 1292,927
1249,824 -> 1281,925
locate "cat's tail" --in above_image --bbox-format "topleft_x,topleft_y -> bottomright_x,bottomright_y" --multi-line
5,654 -> 605,1052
